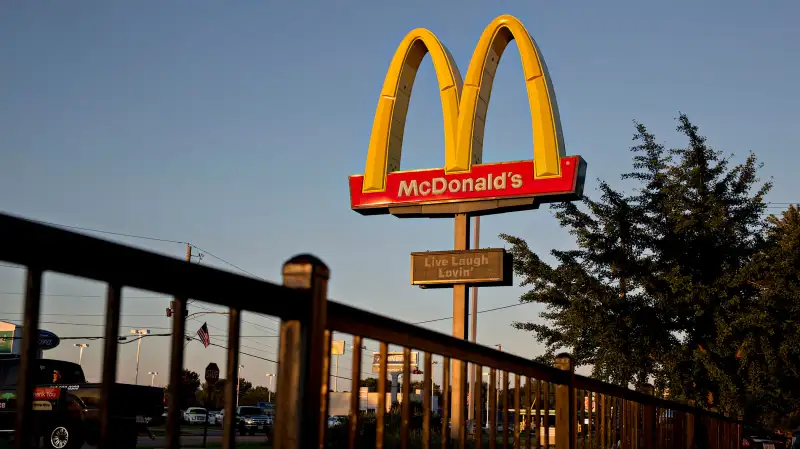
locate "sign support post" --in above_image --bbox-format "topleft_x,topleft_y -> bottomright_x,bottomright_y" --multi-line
203,362 -> 220,449
451,213 -> 470,444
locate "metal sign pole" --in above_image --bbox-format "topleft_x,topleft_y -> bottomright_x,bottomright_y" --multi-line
202,385 -> 211,448
468,216 -> 480,426
451,213 -> 470,445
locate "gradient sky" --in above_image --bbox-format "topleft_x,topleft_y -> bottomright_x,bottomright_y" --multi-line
1,0 -> 798,388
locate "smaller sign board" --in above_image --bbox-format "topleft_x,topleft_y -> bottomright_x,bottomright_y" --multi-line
0,331 -> 12,355
371,352 -> 419,374
410,248 -> 512,288
331,340 -> 345,355
38,330 -> 60,350
204,363 -> 220,386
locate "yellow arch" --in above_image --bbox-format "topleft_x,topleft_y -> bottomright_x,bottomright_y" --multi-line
362,29 -> 463,193
454,15 -> 564,178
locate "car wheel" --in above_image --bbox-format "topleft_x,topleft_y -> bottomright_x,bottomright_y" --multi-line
44,423 -> 83,449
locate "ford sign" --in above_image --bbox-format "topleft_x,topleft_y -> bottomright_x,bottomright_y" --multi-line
38,330 -> 60,350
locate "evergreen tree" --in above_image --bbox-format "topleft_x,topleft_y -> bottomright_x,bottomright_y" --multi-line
501,114 -> 771,418
737,206 -> 800,426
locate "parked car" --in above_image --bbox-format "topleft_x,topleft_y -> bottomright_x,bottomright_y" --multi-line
232,406 -> 270,435
327,415 -> 347,428
183,407 -> 209,425
0,355 -> 162,449
743,427 -> 786,449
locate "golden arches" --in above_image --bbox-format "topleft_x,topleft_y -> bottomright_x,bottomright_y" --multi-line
362,15 -> 564,193
362,29 -> 463,193
456,15 -> 564,178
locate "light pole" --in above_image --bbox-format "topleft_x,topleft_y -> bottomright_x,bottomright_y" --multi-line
149,371 -> 158,386
74,343 -> 89,366
236,364 -> 244,409
265,373 -> 274,403
483,371 -> 490,428
130,329 -> 151,385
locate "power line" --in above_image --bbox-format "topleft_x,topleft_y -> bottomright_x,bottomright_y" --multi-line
412,302 -> 529,325
28,219 -> 188,245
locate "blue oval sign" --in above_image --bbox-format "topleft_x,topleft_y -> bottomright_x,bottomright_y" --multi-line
38,330 -> 60,350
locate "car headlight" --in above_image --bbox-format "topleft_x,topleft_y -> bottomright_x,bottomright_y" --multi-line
245,419 -> 254,424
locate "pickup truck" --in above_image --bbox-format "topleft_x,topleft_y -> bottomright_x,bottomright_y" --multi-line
0,355 -> 163,449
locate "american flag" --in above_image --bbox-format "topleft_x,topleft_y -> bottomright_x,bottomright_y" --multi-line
197,322 -> 210,348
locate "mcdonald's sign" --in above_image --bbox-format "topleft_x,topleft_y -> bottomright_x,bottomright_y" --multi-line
349,15 -> 586,217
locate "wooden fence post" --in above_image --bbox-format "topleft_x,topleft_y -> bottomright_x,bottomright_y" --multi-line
555,353 -> 575,449
273,254 -> 330,449
639,384 -> 655,449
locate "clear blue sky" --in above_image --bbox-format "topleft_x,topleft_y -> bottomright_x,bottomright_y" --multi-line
1,0 -> 798,387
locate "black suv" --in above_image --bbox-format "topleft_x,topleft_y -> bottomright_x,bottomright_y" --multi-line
233,406 -> 270,436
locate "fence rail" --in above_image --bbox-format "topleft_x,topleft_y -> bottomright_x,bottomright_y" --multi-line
0,212 -> 743,449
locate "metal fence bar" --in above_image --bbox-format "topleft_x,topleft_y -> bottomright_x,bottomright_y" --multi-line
475,364 -> 483,449
490,368 -> 497,449
535,380 -> 542,449
14,267 -> 42,449
543,381 -> 550,449
0,213 -> 309,320
320,330 -> 332,446
328,302 -> 567,384
98,283 -> 122,449
349,336 -> 362,449
515,374 -> 521,449
222,308 -> 241,449
376,342 -> 388,449
442,357 -> 451,449
525,378 -> 532,449
503,371 -> 509,449
401,347 -> 411,449
423,352 -> 433,449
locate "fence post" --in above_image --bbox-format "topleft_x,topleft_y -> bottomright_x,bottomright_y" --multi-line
555,353 -> 575,449
686,401 -> 695,449
273,254 -> 330,449
639,385 -> 655,449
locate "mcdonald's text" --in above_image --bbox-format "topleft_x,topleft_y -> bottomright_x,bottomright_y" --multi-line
349,156 -> 584,214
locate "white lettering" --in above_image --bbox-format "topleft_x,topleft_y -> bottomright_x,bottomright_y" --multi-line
493,172 -> 507,190
419,181 -> 431,196
398,180 -> 418,197
432,178 -> 446,195
395,172 -> 524,198
448,179 -> 461,193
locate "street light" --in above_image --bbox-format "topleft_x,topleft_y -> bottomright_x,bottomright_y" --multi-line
483,371 -> 490,428
130,329 -> 151,385
265,373 -> 275,403
149,371 -> 159,386
73,344 -> 89,366
236,364 -> 244,409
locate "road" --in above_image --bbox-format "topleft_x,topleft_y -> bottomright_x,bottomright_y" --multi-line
73,427 -> 271,448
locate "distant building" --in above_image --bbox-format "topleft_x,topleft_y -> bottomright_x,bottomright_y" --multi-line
327,388 -> 440,416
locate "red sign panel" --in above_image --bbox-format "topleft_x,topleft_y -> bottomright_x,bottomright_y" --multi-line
33,387 -> 61,400
349,156 -> 585,216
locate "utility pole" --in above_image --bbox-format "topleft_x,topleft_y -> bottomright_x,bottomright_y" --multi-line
495,344 -> 502,426
131,329 -> 151,384
468,216 -> 481,425
167,245 -> 193,341
74,343 -> 89,366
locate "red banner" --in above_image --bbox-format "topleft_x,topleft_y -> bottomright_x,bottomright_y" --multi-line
350,156 -> 584,214
33,387 -> 61,400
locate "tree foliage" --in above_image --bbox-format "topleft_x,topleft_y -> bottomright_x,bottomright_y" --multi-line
500,114 -> 792,422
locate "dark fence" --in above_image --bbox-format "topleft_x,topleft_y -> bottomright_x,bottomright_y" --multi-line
0,212 -> 743,449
